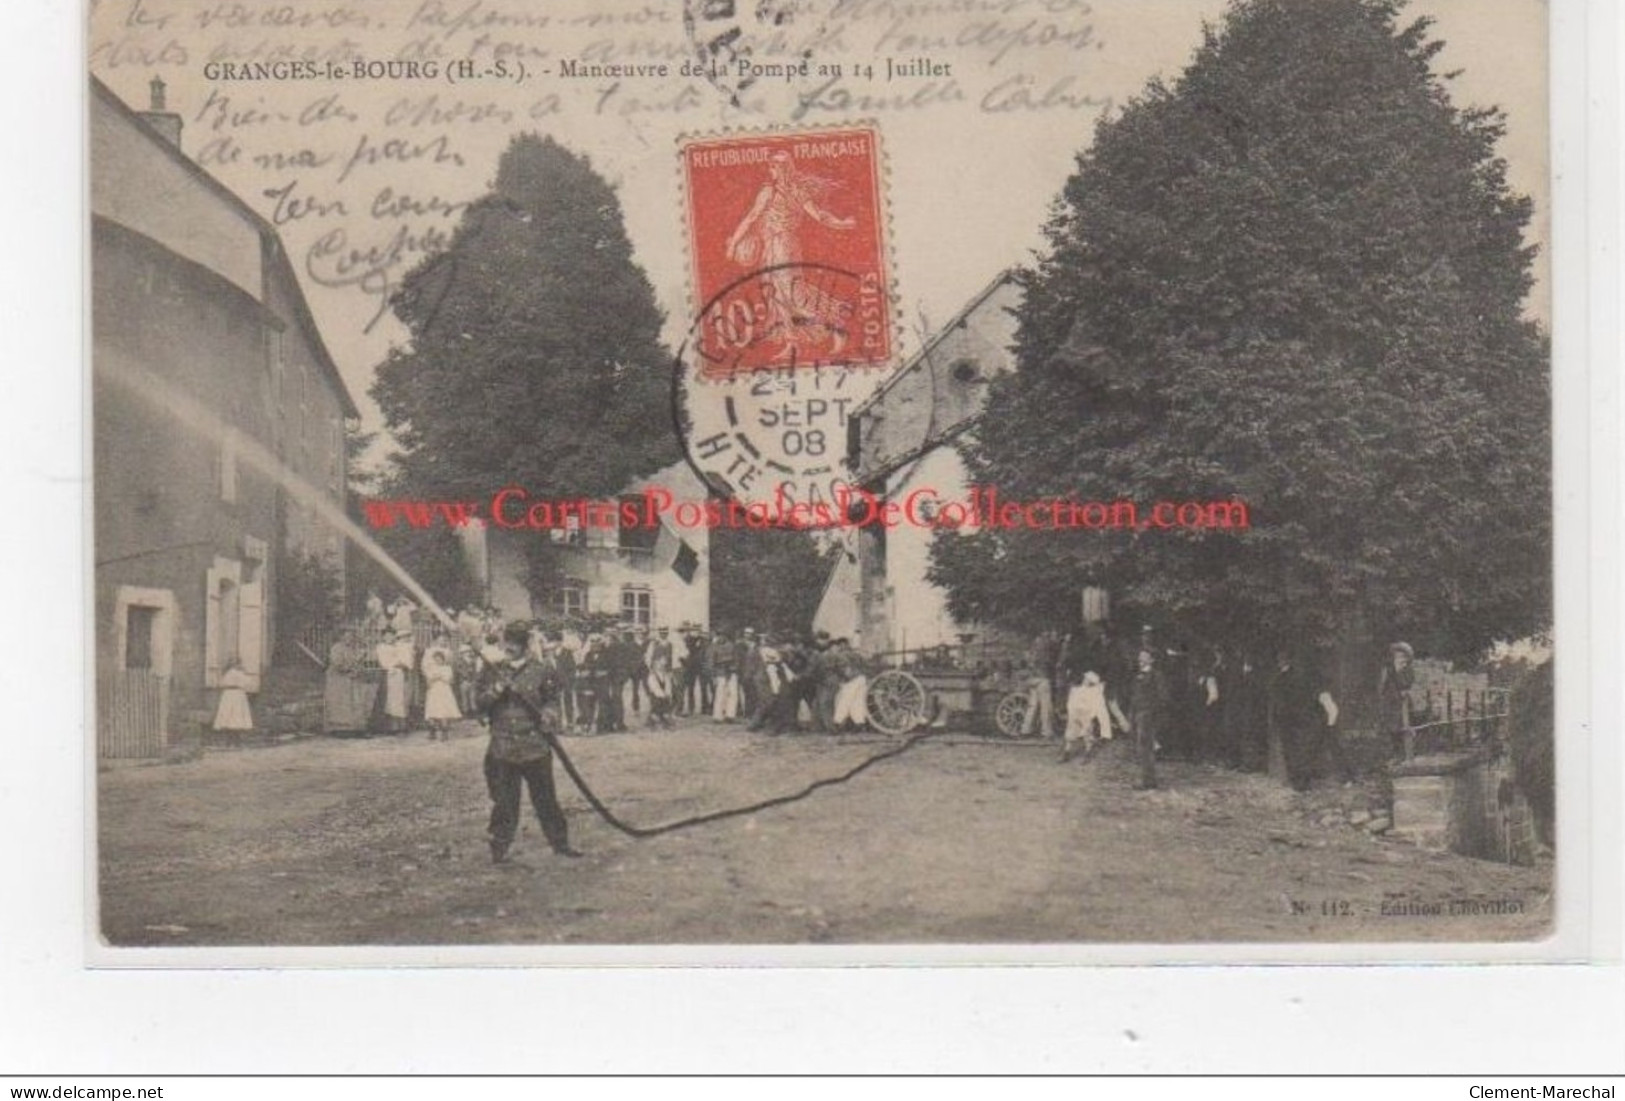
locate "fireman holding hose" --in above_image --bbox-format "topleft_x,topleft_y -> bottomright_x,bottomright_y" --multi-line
478,622 -> 582,863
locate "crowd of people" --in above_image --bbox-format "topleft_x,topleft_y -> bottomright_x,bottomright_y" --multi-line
1023,624 -> 1417,793
323,603 -> 884,864
322,591 -> 1418,804
323,592 -> 881,740
309,597 -> 1425,862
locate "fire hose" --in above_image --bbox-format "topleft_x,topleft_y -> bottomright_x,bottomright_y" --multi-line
538,724 -> 951,839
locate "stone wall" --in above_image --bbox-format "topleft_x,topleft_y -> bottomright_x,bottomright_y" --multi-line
1389,748 -> 1538,865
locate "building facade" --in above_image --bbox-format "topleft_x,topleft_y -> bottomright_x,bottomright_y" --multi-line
92,78 -> 356,751
814,271 -> 1022,655
461,460 -> 711,633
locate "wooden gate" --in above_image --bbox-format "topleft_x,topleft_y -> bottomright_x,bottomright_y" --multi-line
97,669 -> 170,758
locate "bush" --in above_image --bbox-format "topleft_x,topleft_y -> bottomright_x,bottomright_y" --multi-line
276,548 -> 342,660
1508,659 -> 1554,845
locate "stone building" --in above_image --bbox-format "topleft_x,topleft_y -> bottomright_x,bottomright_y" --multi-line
91,77 -> 356,752
814,271 -> 1021,654
459,460 -> 711,633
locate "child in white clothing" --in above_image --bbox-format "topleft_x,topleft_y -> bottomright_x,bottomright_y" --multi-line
1061,670 -> 1113,763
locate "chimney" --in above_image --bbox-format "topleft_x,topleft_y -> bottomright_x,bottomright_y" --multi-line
138,75 -> 183,149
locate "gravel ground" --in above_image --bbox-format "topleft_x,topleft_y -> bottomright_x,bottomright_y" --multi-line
97,717 -> 1553,947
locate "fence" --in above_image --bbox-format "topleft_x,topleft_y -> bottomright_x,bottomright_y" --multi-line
1405,686 -> 1511,758
296,619 -> 448,672
97,669 -> 170,758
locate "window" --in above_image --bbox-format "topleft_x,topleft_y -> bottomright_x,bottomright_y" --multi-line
124,606 -> 157,670
554,584 -> 587,619
113,587 -> 175,679
620,587 -> 652,628
617,495 -> 659,554
551,513 -> 586,546
204,554 -> 264,690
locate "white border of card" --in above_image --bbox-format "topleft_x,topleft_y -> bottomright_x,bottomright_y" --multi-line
56,0 -> 1620,986
0,0 -> 1615,1076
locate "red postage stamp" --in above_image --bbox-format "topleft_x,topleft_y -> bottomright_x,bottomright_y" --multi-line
681,125 -> 893,375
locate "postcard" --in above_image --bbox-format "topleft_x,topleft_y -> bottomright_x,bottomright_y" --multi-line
87,0 -> 1579,962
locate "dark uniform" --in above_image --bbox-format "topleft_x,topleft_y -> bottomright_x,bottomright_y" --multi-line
1376,645 -> 1416,759
678,631 -> 708,716
578,641 -> 608,732
601,634 -> 633,733
477,654 -> 576,861
736,634 -> 761,718
553,642 -> 576,729
1229,661 -> 1267,772
1129,658 -> 1169,790
1269,657 -> 1351,791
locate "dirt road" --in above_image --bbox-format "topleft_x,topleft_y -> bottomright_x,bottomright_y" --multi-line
97,719 -> 1552,946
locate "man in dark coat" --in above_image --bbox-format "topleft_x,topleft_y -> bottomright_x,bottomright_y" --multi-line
737,628 -> 763,719
600,629 -> 632,733
766,637 -> 815,733
1376,641 -> 1417,760
1268,650 -> 1350,791
551,632 -> 576,731
809,633 -> 839,733
1228,653 -> 1267,772
677,628 -> 706,717
627,626 -> 650,719
476,623 -> 580,862
1128,647 -> 1169,790
576,634 -> 608,733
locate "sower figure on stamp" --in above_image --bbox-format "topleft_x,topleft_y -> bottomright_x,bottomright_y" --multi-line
476,623 -> 581,863
725,151 -> 857,361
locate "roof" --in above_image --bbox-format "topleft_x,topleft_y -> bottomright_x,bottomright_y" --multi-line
849,268 -> 1020,425
90,77 -> 359,418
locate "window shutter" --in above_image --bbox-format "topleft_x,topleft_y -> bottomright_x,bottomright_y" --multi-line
204,565 -> 223,688
238,577 -> 264,691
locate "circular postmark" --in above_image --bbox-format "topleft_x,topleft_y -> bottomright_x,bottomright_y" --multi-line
695,262 -> 883,375
674,262 -> 884,520
681,0 -> 829,111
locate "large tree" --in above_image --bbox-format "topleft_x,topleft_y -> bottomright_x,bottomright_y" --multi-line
709,524 -> 838,637
373,134 -> 678,510
929,0 -> 1549,660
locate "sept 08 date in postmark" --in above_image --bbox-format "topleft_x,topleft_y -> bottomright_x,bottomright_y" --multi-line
675,124 -> 896,515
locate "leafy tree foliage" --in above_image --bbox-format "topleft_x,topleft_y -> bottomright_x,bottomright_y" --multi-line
1508,658 -> 1554,843
274,547 -> 342,660
710,524 -> 839,638
344,492 -> 483,619
371,134 -> 680,602
930,0 -> 1549,660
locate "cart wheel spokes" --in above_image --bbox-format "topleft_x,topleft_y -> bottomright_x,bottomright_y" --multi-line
994,691 -> 1030,738
866,669 -> 927,735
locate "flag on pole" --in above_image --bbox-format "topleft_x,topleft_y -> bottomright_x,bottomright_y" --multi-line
671,540 -> 699,583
